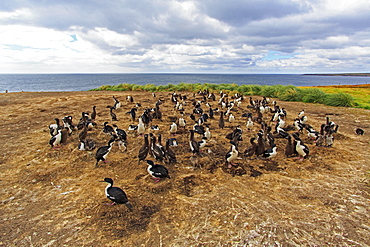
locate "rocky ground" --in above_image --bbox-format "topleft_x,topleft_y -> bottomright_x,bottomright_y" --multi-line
0,90 -> 369,246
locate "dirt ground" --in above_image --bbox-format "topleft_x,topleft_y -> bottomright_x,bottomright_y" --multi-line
0,90 -> 369,246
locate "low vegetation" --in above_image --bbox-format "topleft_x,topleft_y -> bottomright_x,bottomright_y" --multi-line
91,83 -> 370,109
302,84 -> 370,109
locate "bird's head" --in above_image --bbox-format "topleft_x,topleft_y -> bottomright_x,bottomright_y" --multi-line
146,160 -> 154,166
100,178 -> 113,185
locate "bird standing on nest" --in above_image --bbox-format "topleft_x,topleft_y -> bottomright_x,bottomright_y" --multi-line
137,117 -> 145,136
100,178 -> 133,210
226,141 -> 238,168
295,139 -> 309,161
219,111 -> 225,129
189,130 -> 200,155
95,137 -> 115,167
49,129 -> 62,148
138,134 -> 150,164
262,144 -> 277,160
107,106 -> 118,121
146,160 -> 170,183
244,137 -> 257,158
169,122 -> 178,136
113,96 -> 121,109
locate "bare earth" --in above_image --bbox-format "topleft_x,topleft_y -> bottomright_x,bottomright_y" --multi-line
0,90 -> 369,246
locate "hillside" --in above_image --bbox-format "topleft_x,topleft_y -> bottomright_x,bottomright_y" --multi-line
0,90 -> 369,246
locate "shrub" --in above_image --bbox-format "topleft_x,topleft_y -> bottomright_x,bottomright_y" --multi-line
279,88 -> 302,101
237,85 -> 253,95
260,86 -> 278,98
324,93 -> 354,107
143,84 -> 157,92
301,88 -> 327,104
249,85 -> 262,95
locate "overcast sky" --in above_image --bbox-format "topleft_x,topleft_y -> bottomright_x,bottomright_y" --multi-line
1,0 -> 370,74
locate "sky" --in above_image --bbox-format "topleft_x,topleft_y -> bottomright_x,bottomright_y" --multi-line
0,0 -> 370,74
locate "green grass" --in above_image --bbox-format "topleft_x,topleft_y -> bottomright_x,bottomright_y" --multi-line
300,85 -> 370,109
90,83 -> 370,109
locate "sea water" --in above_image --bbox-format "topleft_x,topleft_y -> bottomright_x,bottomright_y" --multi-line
0,73 -> 368,92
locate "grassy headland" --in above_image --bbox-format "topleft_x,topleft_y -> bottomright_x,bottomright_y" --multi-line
91,83 -> 370,109
299,84 -> 370,109
303,73 -> 370,77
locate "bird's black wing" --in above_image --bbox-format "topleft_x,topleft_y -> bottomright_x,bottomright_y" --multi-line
107,187 -> 128,204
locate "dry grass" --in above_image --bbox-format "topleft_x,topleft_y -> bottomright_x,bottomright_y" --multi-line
0,91 -> 370,246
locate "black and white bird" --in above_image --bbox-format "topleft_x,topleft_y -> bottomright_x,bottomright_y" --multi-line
103,122 -> 114,135
168,138 -> 178,147
113,124 -> 127,142
298,109 -> 305,118
193,124 -> 205,135
113,96 -> 122,109
100,178 -> 133,210
305,125 -> 320,140
127,108 -> 137,122
295,139 -> 309,161
198,136 -> 207,150
262,144 -> 277,160
49,129 -> 62,148
95,137 -> 115,167
117,139 -> 127,152
128,124 -> 138,132
78,139 -> 96,151
226,141 -> 239,167
355,128 -> 365,135
62,116 -> 74,135
126,95 -> 134,103
49,118 -> 61,136
276,126 -> 290,139
150,125 -> 160,131
146,160 -> 170,183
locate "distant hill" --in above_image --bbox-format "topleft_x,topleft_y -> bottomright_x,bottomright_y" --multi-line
303,73 -> 370,77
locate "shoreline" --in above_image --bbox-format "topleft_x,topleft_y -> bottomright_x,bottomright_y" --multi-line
299,83 -> 370,88
2,83 -> 370,94
303,73 -> 370,77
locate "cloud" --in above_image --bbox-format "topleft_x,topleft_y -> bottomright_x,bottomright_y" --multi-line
0,0 -> 369,73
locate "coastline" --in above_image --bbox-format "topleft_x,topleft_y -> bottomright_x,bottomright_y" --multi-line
299,83 -> 370,88
303,73 -> 370,77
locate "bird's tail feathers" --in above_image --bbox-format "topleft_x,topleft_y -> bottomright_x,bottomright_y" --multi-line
125,202 -> 133,211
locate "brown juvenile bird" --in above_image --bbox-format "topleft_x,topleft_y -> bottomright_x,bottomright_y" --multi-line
219,111 -> 225,129
91,106 -> 97,120
244,137 -> 257,158
138,134 -> 150,165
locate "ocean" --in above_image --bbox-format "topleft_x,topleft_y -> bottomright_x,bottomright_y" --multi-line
0,73 -> 369,92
